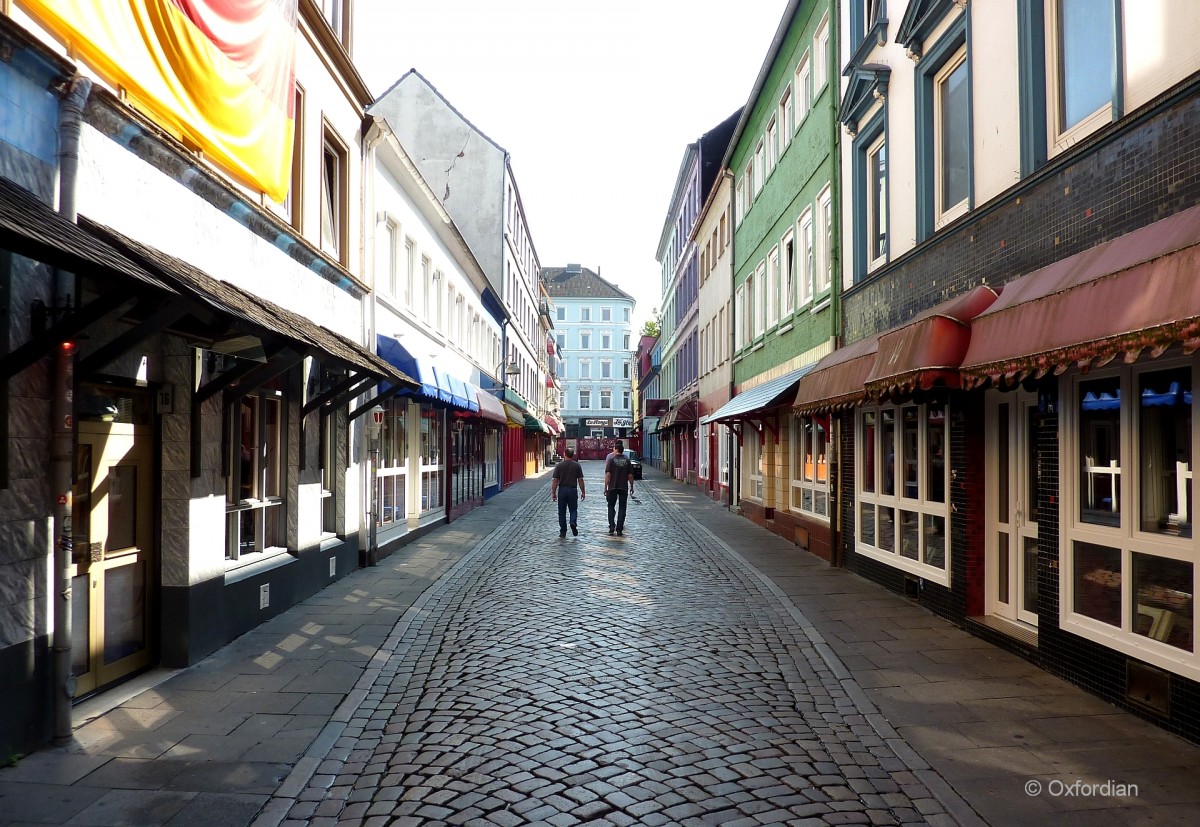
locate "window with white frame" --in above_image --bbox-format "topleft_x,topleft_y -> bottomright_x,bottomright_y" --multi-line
601,359 -> 612,379
557,306 -> 566,321
736,178 -> 746,225
934,46 -> 970,226
699,422 -> 710,480
580,359 -> 592,380
376,397 -> 409,528
782,230 -> 796,317
227,387 -> 285,560
746,273 -> 757,342
745,425 -> 764,500
581,306 -> 591,322
856,402 -> 950,582
754,142 -> 766,196
744,162 -> 755,211
1064,363 -> 1197,668
867,135 -> 888,271
601,331 -> 612,350
791,413 -> 830,519
600,389 -> 612,409
799,208 -> 814,307
560,391 -> 567,409
766,117 -> 778,176
780,85 -> 794,147
796,53 -> 811,125
418,406 -> 444,514
383,219 -> 399,298
433,271 -> 444,330
602,306 -> 612,322
622,389 -> 630,409
421,255 -> 433,322
622,360 -> 630,379
735,285 -> 747,349
404,237 -> 416,309
757,262 -> 768,336
767,246 -> 780,329
719,423 -> 730,484
579,389 -> 591,409
580,330 -> 591,350
623,333 -> 631,350
1048,0 -> 1116,151
813,14 -> 829,93
816,185 -> 833,295
623,307 -> 630,322
320,130 -> 346,262
557,333 -> 565,349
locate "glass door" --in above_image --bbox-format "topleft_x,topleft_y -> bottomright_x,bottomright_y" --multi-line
71,389 -> 154,696
986,390 -> 1040,627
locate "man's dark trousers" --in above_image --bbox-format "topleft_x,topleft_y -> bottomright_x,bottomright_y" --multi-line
558,487 -> 579,533
606,489 -> 628,532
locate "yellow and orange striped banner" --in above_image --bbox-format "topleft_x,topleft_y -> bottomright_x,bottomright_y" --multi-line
26,0 -> 298,201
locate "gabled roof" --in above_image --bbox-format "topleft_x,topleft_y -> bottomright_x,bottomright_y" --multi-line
371,68 -> 507,155
541,265 -> 634,302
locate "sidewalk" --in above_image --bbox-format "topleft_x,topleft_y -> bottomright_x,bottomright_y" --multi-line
2,464 -> 1199,826
656,471 -> 1200,826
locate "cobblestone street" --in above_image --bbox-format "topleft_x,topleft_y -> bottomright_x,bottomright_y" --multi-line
286,462 -> 956,826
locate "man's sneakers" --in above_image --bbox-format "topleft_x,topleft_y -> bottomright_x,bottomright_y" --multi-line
608,527 -> 615,535
571,524 -> 578,536
616,528 -> 624,536
559,530 -> 566,538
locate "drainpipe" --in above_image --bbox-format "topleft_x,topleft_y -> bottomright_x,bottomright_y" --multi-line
52,75 -> 92,742
723,170 -> 736,511
828,2 -> 843,567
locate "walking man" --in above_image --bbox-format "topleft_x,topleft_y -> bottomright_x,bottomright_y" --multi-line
604,440 -> 635,536
550,447 -> 585,538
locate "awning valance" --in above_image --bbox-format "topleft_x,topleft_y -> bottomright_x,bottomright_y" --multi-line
545,414 -> 562,435
523,412 -> 548,433
707,365 -> 816,423
793,336 -> 879,413
474,386 -> 508,424
961,204 -> 1200,387
864,285 -> 998,397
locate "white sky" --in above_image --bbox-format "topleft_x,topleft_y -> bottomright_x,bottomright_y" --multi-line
355,0 -> 788,330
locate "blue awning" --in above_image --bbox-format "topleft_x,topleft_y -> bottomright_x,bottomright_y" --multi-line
377,334 -> 440,400
440,371 -> 476,412
704,363 -> 817,423
461,381 -> 482,414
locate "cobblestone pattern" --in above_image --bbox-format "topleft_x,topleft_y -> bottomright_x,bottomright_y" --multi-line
289,479 -> 953,826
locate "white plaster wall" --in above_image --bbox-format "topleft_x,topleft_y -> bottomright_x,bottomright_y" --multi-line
968,3 -> 1022,204
1124,0 -> 1200,111
76,126 -> 362,337
371,162 -> 501,379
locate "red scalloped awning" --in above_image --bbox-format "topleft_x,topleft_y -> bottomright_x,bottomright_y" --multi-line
864,285 -> 999,397
961,204 -> 1200,387
793,336 -> 879,413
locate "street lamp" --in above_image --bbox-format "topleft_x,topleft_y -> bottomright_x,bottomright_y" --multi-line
487,359 -> 520,395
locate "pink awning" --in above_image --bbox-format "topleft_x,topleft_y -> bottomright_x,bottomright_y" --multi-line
962,204 -> 1200,387
474,387 -> 508,424
793,336 -> 879,413
864,285 -> 999,397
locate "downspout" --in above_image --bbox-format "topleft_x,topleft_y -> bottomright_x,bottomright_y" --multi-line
724,170 -> 736,511
828,2 -> 844,568
53,75 -> 92,742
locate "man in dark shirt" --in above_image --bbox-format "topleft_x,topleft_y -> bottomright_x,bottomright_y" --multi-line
604,440 -> 635,536
550,448 -> 586,537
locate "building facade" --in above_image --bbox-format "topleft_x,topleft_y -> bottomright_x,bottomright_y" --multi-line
369,70 -> 549,486
0,1 -> 407,755
713,0 -> 841,559
542,265 -> 635,459
786,0 -> 1200,742
695,173 -> 735,504
656,111 -> 740,485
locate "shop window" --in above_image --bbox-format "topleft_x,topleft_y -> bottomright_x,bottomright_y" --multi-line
419,406 -> 444,514
745,426 -> 764,501
791,414 -> 829,519
227,389 -> 286,561
377,398 -> 409,527
856,402 -> 951,581
1064,361 -> 1200,678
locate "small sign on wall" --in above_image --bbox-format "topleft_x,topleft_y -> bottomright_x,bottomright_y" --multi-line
157,385 -> 174,414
